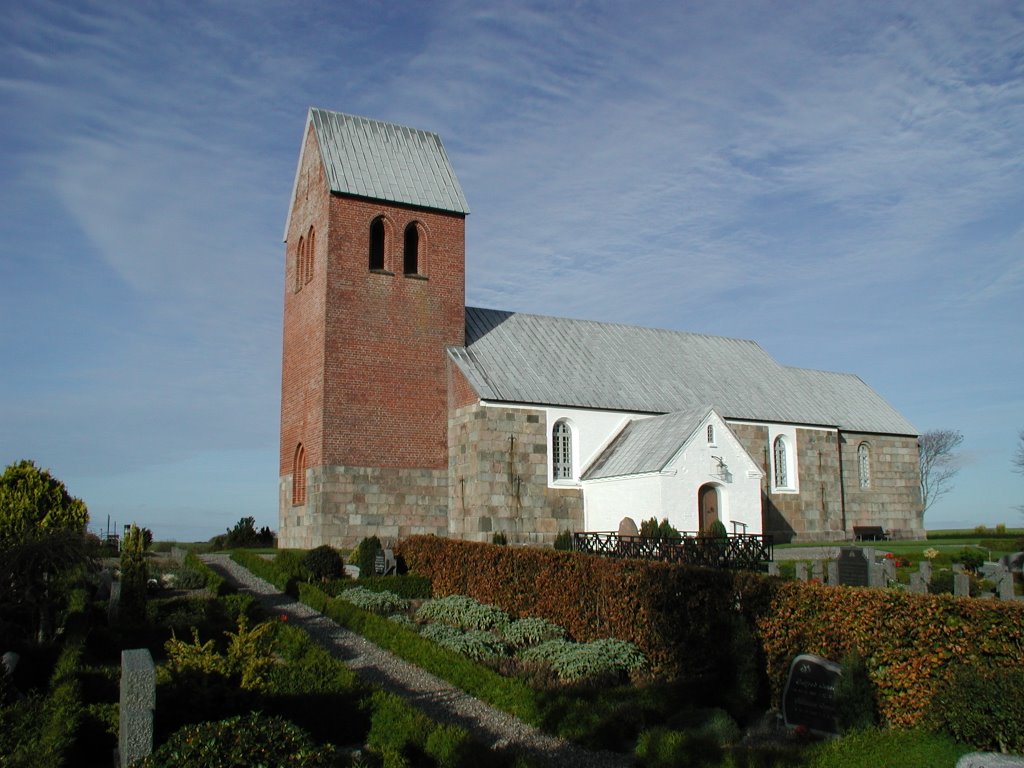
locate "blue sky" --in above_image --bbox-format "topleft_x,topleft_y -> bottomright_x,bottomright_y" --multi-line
2,0 -> 1022,541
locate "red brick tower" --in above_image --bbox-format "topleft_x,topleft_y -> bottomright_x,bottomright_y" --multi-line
279,109 -> 469,548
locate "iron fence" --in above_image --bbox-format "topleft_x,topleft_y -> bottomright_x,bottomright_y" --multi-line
573,530 -> 773,571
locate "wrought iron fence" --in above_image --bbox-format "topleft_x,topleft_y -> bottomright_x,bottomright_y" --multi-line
573,531 -> 773,571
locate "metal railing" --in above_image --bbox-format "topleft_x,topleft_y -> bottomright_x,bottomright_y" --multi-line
573,530 -> 773,571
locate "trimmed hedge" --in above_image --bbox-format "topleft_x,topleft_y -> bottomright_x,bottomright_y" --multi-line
396,535 -> 1024,730
396,535 -> 750,680
756,581 -> 1024,728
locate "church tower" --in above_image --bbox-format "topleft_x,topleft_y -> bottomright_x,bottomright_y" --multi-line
279,109 -> 469,548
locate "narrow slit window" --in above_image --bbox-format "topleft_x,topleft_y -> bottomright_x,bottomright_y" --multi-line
403,223 -> 420,275
773,436 -> 788,488
858,442 -> 871,489
292,443 -> 307,505
552,421 -> 573,481
369,217 -> 386,270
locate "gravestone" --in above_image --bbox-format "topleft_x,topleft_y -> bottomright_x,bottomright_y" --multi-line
918,560 -> 933,582
868,562 -> 885,588
956,752 -> 1024,767
998,551 -> 1024,576
782,653 -> 842,735
119,648 -> 155,768
994,568 -> 1015,601
767,561 -> 780,577
881,558 -> 896,583
909,572 -> 928,594
795,563 -> 808,582
375,548 -> 397,576
837,547 -> 869,587
827,560 -> 839,586
108,581 -> 122,621
617,517 -> 639,537
954,573 -> 971,597
812,560 -> 824,582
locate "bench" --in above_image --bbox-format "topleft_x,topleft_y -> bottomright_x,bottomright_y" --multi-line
853,526 -> 889,542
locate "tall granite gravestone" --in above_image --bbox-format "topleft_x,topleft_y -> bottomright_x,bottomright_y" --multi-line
954,573 -> 971,597
918,560 -> 933,582
783,654 -> 843,735
827,560 -> 839,586
119,648 -> 155,767
837,547 -> 869,587
795,563 -> 808,582
909,572 -> 928,594
812,561 -> 824,582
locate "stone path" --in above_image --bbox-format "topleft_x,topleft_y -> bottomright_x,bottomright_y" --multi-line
200,554 -> 630,768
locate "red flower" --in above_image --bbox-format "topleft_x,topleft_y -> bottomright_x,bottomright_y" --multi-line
279,613 -> 288,622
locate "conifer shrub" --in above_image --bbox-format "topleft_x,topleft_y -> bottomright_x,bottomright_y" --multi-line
420,625 -> 505,661
301,545 -> 344,583
415,594 -> 510,632
352,535 -> 381,577
502,617 -> 566,649
553,529 -> 573,550
927,663 -> 1024,753
138,712 -> 338,768
336,586 -> 407,615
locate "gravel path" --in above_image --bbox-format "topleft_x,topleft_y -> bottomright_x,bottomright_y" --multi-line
201,554 -> 631,768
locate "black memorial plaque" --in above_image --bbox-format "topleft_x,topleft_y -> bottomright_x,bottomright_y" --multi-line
782,653 -> 842,735
837,546 -> 869,587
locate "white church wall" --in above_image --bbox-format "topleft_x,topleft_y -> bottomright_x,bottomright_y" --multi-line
662,413 -> 764,534
581,474 -> 664,532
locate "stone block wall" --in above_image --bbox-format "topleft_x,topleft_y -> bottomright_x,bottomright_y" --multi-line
841,432 -> 924,539
448,403 -> 583,545
728,421 -> 924,542
279,464 -> 449,549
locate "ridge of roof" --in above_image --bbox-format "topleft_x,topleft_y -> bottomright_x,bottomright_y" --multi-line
452,307 -> 917,435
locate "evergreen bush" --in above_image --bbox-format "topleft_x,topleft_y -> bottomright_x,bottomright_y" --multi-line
553,529 -> 573,550
137,712 -> 338,768
502,617 -> 566,649
927,663 -> 1024,753
336,586 -> 408,615
352,535 -> 381,577
301,545 -> 344,583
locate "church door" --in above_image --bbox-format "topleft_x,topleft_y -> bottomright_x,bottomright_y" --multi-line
698,484 -> 719,532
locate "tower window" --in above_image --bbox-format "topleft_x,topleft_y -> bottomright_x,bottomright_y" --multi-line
369,216 -> 386,270
292,443 -> 307,506
858,442 -> 871,489
403,222 -> 422,275
552,420 -> 573,481
305,225 -> 315,285
294,235 -> 304,292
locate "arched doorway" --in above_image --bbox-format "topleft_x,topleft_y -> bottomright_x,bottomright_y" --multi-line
698,484 -> 720,532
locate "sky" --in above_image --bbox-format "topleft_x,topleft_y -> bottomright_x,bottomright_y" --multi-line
1,0 -> 1022,541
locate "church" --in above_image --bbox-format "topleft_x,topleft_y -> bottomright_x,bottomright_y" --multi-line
278,107 -> 924,550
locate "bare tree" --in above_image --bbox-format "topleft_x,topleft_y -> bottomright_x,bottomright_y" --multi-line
1014,428 -> 1024,476
918,429 -> 964,514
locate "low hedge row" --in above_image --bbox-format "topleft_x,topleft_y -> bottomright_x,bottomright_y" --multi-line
184,551 -> 234,596
230,550 -> 542,725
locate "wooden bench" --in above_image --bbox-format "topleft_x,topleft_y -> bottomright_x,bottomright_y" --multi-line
853,526 -> 889,542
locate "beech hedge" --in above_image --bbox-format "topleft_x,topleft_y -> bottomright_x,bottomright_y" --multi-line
396,536 -> 1024,728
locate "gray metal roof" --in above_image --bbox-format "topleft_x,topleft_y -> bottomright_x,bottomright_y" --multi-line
292,108 -> 469,221
583,407 -> 711,480
449,307 -> 917,435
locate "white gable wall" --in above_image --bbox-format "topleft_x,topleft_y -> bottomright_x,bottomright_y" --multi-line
581,411 -> 764,535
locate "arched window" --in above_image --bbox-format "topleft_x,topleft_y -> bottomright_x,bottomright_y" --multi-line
858,442 -> 871,489
305,225 -> 315,284
295,235 -> 305,292
403,222 -> 421,275
707,424 -> 715,444
292,443 -> 307,506
773,436 -> 788,488
369,216 -> 386,270
552,420 -> 573,481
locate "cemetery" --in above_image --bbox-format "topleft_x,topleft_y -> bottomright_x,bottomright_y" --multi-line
2,512 -> 1024,766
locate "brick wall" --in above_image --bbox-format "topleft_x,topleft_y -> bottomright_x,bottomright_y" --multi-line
279,119 -> 466,546
448,403 -> 584,545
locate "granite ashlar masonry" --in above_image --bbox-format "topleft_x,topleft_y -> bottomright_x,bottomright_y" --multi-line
448,404 -> 583,545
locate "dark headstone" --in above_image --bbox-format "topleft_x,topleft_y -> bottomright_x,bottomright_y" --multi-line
837,547 -> 869,587
782,653 -> 842,735
998,552 -> 1024,576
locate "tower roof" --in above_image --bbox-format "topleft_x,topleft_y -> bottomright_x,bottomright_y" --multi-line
285,108 -> 469,238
